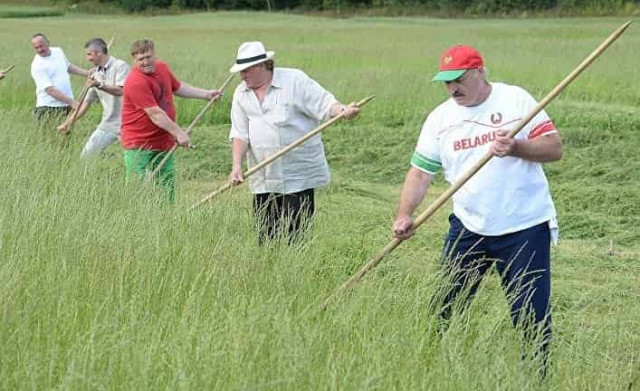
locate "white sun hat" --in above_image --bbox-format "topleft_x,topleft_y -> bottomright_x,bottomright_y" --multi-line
229,41 -> 275,73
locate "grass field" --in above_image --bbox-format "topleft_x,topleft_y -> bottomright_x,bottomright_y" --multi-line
1,12 -> 639,391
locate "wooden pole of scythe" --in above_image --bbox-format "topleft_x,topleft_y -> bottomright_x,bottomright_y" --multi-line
1,65 -> 15,75
147,73 -> 236,181
318,21 -> 632,312
62,35 -> 116,134
188,95 -> 376,211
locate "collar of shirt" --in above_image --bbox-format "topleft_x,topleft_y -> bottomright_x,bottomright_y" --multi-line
98,56 -> 114,72
242,68 -> 283,92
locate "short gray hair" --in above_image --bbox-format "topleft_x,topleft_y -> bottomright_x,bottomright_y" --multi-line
31,33 -> 49,44
85,38 -> 108,55
469,66 -> 489,82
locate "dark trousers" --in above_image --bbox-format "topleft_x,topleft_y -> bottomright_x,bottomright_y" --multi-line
253,188 -> 315,245
34,106 -> 71,124
438,214 -> 552,371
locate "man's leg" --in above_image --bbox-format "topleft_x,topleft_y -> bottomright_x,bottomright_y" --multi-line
490,222 -> 552,374
282,188 -> 315,245
123,149 -> 153,181
124,149 -> 175,202
149,151 -> 175,203
81,129 -> 119,159
436,214 -> 492,320
253,193 -> 281,245
33,107 -> 48,123
34,107 -> 72,139
34,106 -> 71,124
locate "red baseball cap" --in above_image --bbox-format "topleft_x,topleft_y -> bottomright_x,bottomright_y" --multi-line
432,45 -> 484,82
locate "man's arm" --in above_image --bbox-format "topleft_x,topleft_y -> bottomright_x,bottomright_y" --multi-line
143,106 -> 190,147
174,82 -> 220,100
229,138 -> 249,185
99,84 -> 123,96
392,167 -> 434,240
87,77 -> 123,96
44,86 -> 78,109
58,100 -> 91,133
491,131 -> 563,162
67,64 -> 90,77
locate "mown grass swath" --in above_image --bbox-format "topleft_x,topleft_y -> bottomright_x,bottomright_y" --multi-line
0,12 -> 638,391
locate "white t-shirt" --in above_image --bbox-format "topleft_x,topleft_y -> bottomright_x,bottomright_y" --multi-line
412,82 -> 559,238
30,47 -> 73,108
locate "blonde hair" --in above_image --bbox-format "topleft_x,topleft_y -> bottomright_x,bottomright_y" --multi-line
130,39 -> 154,56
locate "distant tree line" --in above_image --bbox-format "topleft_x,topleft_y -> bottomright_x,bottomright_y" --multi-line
66,0 -> 638,13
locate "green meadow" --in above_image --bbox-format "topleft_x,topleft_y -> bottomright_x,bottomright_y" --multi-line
1,12 -> 639,391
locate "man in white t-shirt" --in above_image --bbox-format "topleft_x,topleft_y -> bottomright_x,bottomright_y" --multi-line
30,33 -> 89,123
58,38 -> 130,158
392,45 -> 562,373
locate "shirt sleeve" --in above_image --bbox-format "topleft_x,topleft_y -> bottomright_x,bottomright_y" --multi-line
296,71 -> 337,122
229,89 -> 249,143
58,49 -> 70,69
85,87 -> 98,104
31,62 -> 53,90
167,65 -> 181,92
114,61 -> 130,87
410,112 -> 443,175
518,87 -> 558,139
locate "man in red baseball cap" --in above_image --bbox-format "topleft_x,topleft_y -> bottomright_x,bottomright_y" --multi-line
431,45 -> 492,108
431,45 -> 484,82
392,44 -> 563,375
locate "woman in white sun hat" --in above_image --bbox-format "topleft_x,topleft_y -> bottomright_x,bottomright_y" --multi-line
228,41 -> 360,245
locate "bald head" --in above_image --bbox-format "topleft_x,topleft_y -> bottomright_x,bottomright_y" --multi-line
31,33 -> 50,57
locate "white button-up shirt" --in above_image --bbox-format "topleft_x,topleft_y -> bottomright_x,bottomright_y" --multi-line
85,56 -> 130,134
229,67 -> 337,194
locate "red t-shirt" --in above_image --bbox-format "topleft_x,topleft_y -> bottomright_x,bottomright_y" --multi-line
121,60 -> 181,150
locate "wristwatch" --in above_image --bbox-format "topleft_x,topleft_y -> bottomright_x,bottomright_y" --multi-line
97,81 -> 105,90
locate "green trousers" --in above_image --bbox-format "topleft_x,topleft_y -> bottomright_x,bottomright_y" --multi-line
124,149 -> 175,202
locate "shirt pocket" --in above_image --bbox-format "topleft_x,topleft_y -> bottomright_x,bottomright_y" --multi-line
268,102 -> 292,127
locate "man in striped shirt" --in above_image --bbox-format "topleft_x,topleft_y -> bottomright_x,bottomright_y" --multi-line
392,45 -> 562,374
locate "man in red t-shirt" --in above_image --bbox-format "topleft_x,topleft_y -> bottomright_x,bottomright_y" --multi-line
121,39 -> 220,201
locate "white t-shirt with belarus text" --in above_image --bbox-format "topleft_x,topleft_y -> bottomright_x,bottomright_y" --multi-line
411,82 -> 559,238
30,47 -> 73,108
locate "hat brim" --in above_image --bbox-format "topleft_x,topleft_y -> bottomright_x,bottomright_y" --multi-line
229,51 -> 275,73
431,69 -> 466,82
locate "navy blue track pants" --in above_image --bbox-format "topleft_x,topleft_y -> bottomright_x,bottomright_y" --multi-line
439,214 -> 552,362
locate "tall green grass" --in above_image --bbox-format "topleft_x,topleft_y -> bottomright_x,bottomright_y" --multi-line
0,13 -> 639,390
